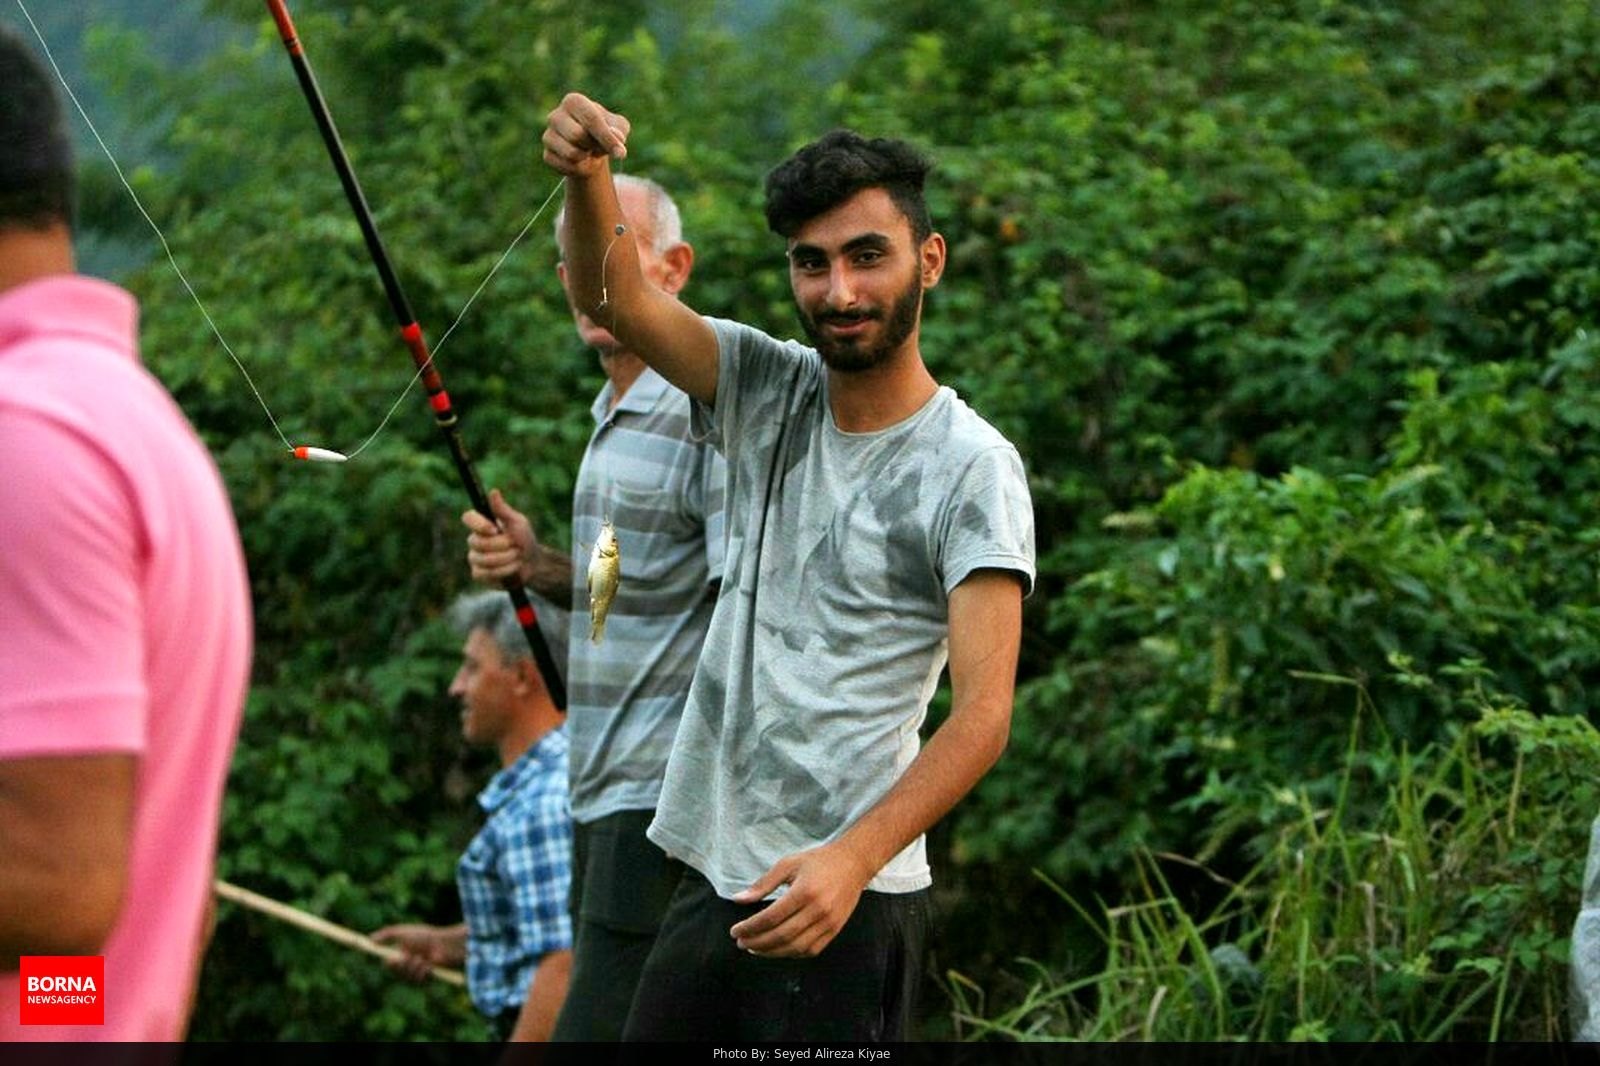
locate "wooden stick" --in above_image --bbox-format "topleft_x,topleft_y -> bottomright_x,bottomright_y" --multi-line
214,879 -> 467,988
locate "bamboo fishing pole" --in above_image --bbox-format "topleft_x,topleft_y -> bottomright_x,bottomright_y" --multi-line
262,0 -> 568,709
215,879 -> 466,988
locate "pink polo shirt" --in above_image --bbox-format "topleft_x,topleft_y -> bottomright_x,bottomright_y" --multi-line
0,275 -> 252,1041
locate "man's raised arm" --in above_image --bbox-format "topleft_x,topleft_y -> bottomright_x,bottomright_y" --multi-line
543,93 -> 719,404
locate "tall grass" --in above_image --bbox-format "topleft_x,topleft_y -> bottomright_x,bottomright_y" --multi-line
947,690 -> 1600,1041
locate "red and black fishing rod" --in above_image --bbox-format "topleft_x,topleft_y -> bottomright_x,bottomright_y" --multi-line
265,0 -> 567,709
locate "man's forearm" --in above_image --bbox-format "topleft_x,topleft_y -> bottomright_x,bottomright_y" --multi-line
508,948 -> 572,1041
832,570 -> 1023,876
523,544 -> 574,607
560,169 -> 632,326
1,754 -> 135,970
0,873 -> 108,970
835,699 -> 1010,878
439,922 -> 470,966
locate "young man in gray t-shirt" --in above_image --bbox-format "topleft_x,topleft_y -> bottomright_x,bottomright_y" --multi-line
542,93 -> 1036,1041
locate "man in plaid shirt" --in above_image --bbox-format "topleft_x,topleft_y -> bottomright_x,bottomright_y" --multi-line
373,591 -> 573,1041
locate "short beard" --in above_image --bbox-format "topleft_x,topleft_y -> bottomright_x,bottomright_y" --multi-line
799,274 -> 922,373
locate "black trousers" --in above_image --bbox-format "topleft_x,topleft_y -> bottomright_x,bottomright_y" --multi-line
621,865 -> 929,1042
551,809 -> 685,1042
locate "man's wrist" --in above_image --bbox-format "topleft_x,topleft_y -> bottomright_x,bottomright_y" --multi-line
832,832 -> 884,888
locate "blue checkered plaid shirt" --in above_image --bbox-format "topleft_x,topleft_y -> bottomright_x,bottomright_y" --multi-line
456,728 -> 573,1019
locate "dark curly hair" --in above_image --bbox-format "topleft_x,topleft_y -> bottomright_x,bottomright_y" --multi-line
0,25 -> 75,231
763,130 -> 932,243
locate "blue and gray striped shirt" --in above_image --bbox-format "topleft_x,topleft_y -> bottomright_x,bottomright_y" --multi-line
552,366 -> 725,824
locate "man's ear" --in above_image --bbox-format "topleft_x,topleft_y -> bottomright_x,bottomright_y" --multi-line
656,241 -> 695,295
920,232 -> 947,290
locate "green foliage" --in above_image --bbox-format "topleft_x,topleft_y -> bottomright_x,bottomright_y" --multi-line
888,0 -> 1600,1022
947,682 -> 1600,1041
51,0 -> 1600,1041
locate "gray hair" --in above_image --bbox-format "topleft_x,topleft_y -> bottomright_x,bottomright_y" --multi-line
554,173 -> 683,256
447,590 -> 530,664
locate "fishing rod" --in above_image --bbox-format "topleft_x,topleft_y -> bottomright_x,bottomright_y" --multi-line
264,0 -> 567,709
215,880 -> 465,988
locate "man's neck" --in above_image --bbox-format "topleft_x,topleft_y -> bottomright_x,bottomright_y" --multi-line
601,350 -> 648,411
827,344 -> 939,434
0,224 -> 74,296
498,714 -> 559,769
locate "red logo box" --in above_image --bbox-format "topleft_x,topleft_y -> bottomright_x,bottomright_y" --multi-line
19,955 -> 104,1026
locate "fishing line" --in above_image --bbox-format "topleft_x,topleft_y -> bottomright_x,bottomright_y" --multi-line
596,222 -> 627,313
593,222 -> 630,520
15,0 -> 296,451
15,0 -> 563,463
341,181 -> 563,460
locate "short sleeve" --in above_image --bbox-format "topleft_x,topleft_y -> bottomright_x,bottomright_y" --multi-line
0,411 -> 149,757
689,317 -> 818,466
939,446 -> 1037,598
498,785 -> 574,960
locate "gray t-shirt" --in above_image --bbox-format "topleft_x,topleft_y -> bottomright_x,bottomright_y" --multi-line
646,318 -> 1036,898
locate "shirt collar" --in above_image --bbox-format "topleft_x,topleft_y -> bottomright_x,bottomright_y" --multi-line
590,366 -> 670,425
477,727 -> 567,814
0,275 -> 139,362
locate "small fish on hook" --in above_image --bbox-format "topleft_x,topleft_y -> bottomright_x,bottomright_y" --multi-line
586,519 -> 621,643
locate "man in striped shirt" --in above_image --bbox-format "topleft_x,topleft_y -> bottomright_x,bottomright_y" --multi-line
463,174 -> 724,1041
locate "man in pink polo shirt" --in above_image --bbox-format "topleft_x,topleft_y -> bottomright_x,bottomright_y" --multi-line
0,27 -> 252,1041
